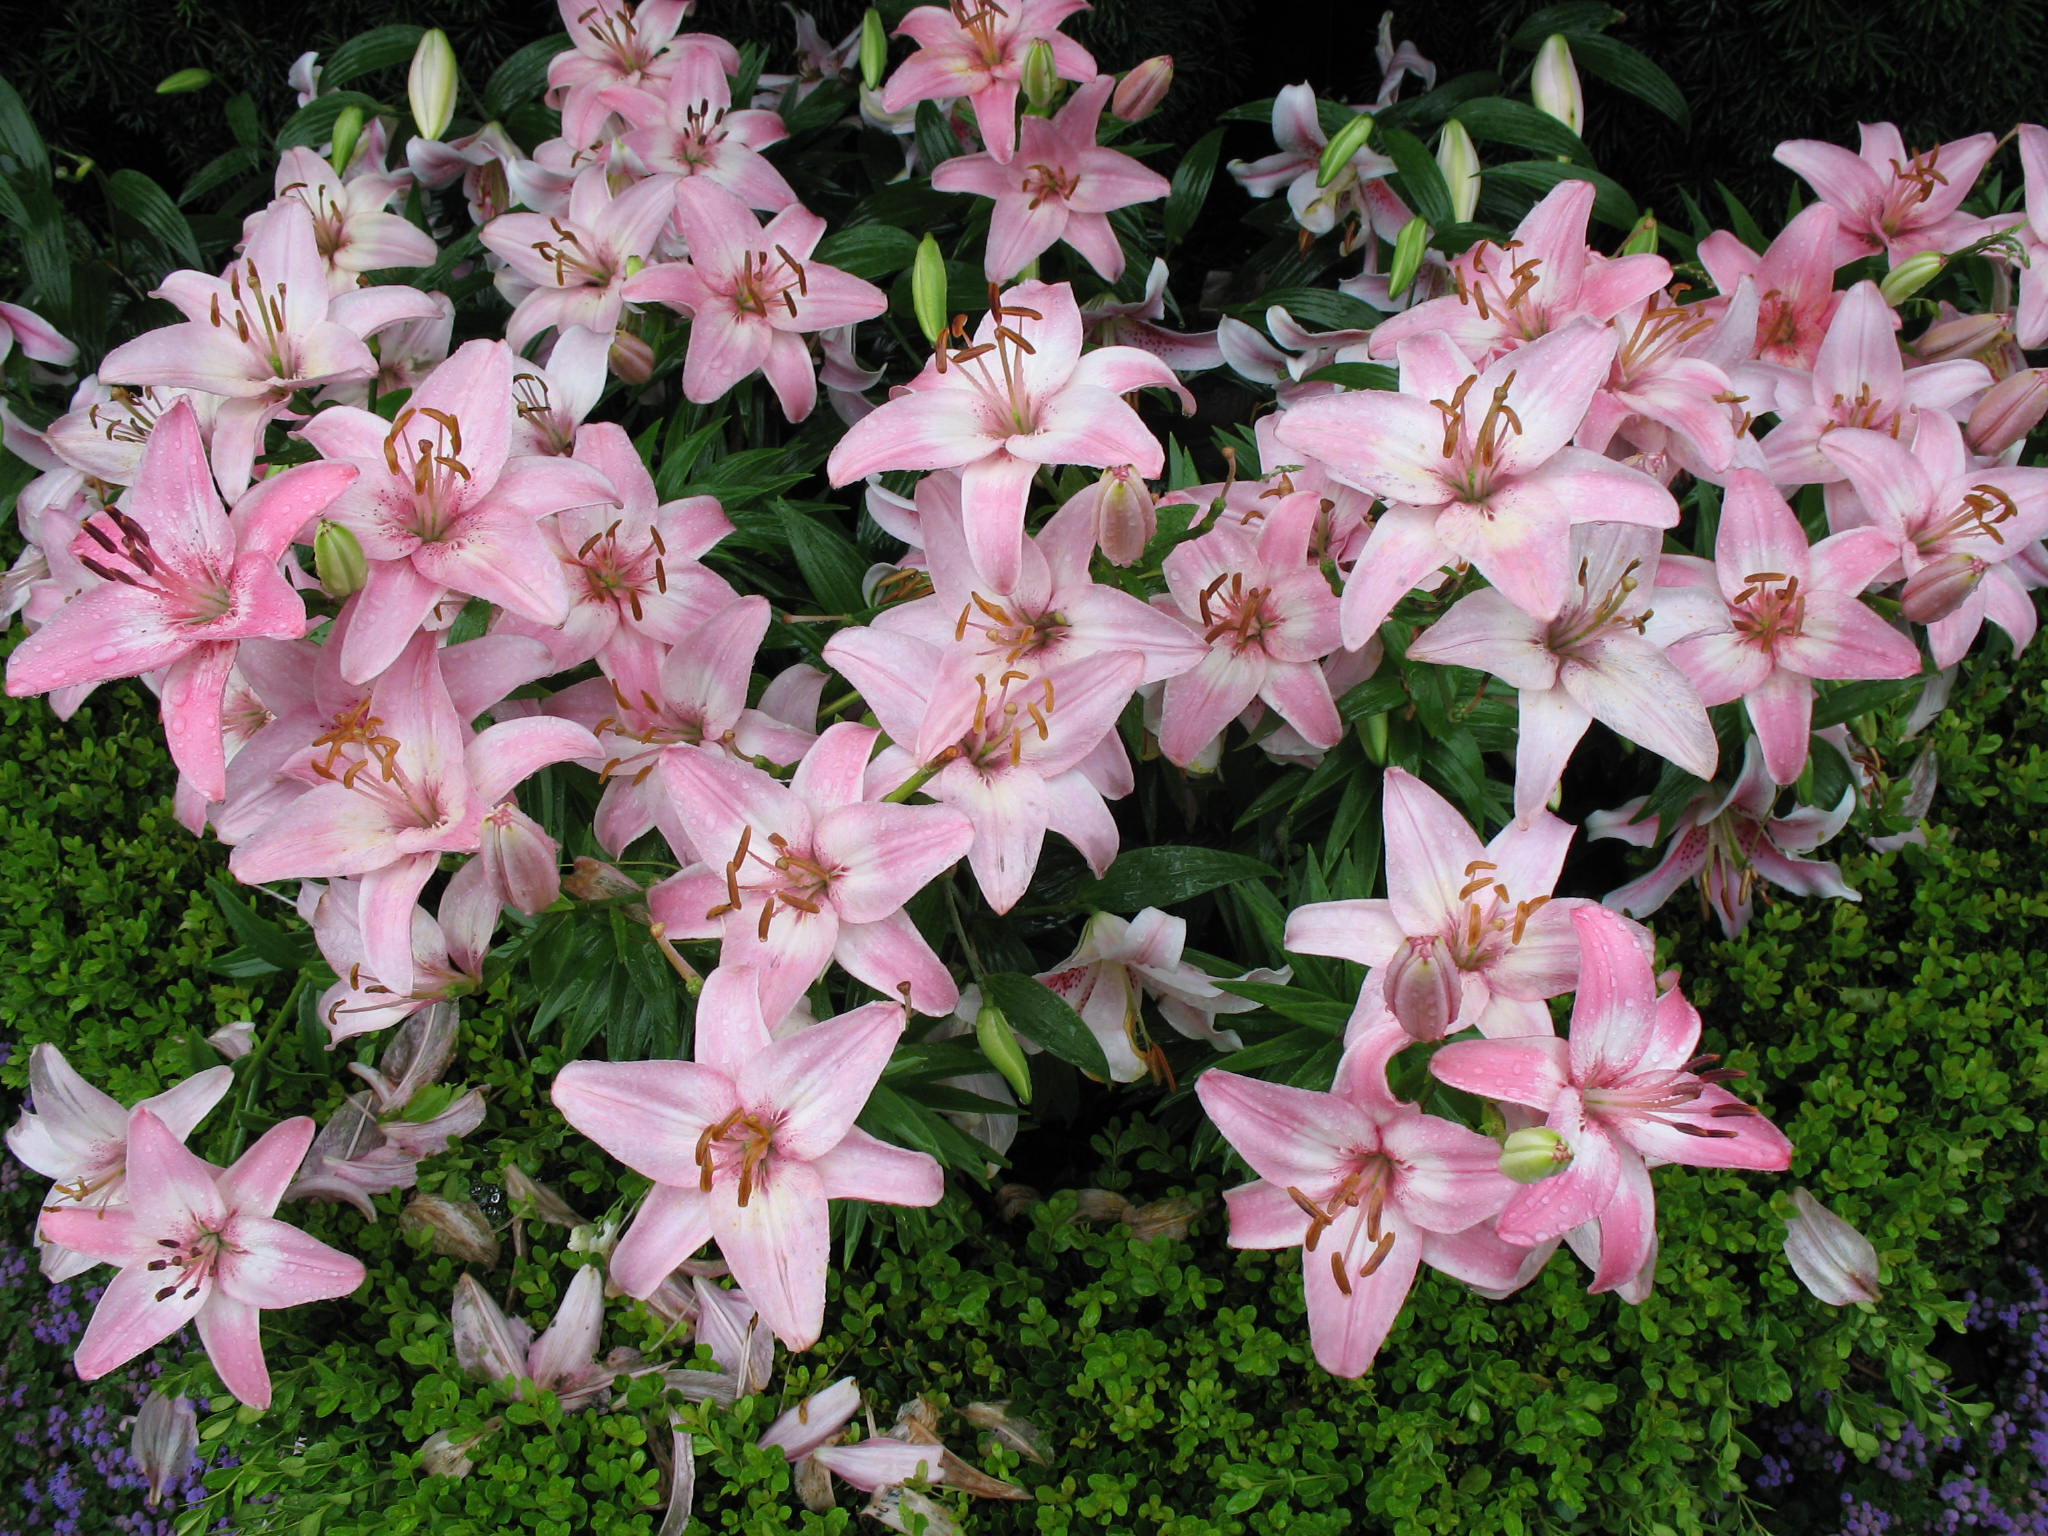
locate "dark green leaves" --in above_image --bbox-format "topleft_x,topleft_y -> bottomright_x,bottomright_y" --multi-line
981,972 -> 1110,1078
1165,128 -> 1223,246
1074,848 -> 1276,913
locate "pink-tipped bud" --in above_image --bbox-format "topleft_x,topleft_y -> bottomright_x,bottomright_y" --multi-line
1967,367 -> 2048,456
479,804 -> 563,915
609,330 -> 655,385
1782,1188 -> 1881,1304
1112,56 -> 1174,123
1900,553 -> 1986,624
1085,464 -> 1157,565
1911,311 -> 2009,366
1383,934 -> 1463,1040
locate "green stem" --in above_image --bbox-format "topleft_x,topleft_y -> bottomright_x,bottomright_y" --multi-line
883,760 -> 943,803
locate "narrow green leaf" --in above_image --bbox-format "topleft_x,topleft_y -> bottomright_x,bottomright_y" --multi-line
981,972 -> 1111,1078
322,25 -> 426,89
1451,98 -> 1590,164
1164,127 -> 1223,246
204,878 -> 314,973
108,169 -> 204,268
0,74 -> 49,184
1507,3 -> 1621,48
1075,847 -> 1276,911
1299,362 -> 1398,391
1373,124 -> 1456,230
778,504 -> 870,616
484,37 -> 569,122
914,101 -> 961,173
1484,160 -> 1637,228
1337,674 -> 1408,722
1812,676 -> 1927,730
1210,979 -> 1351,1033
1569,33 -> 1690,129
815,224 -> 918,281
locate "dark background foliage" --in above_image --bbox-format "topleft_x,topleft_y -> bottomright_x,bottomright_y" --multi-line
11,0 -> 2048,224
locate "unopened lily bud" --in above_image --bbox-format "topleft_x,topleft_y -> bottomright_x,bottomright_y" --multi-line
1435,119 -> 1480,223
155,68 -> 212,95
420,1420 -> 499,1479
313,519 -> 368,598
1967,367 -> 2048,455
911,233 -> 948,344
1912,310 -> 2008,365
1318,110 -> 1375,188
1112,56 -> 1174,123
1388,216 -> 1430,299
1782,1188 -> 1881,1304
408,28 -> 461,142
1620,213 -> 1659,257
329,104 -> 366,177
403,1194 -> 500,1265
1359,711 -> 1390,765
1499,1126 -> 1573,1184
1087,463 -> 1156,565
1880,250 -> 1945,306
1020,39 -> 1062,112
859,9 -> 888,93
609,330 -> 655,384
132,1391 -> 198,1506
974,1003 -> 1034,1104
565,856 -> 642,903
1900,552 -> 1986,624
1383,933 -> 1463,1040
1531,35 -> 1583,138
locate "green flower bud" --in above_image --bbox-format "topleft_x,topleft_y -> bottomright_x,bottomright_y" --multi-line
859,9 -> 888,94
313,519 -> 369,598
329,105 -> 366,176
975,1002 -> 1034,1106
1620,212 -> 1660,257
1020,39 -> 1062,113
1318,110 -> 1375,189
1358,712 -> 1390,766
1435,119 -> 1480,224
1500,1127 -> 1573,1184
1389,216 -> 1430,299
408,27 -> 461,142
1880,250 -> 1946,306
912,233 -> 948,345
154,69 -> 213,96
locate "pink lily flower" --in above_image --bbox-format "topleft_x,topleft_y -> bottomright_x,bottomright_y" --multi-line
308,878 -> 487,1043
880,0 -> 1097,166
1774,123 -> 2000,263
549,595 -> 815,855
1196,1007 -> 1522,1377
1821,409 -> 2048,667
480,165 -> 679,352
452,1268 -> 638,1411
258,146 -> 437,293
546,0 -> 698,110
612,41 -> 795,212
1080,258 -> 1223,372
43,379 -> 214,485
1574,291 -> 1742,478
552,964 -> 944,1349
648,725 -> 975,1021
1227,83 -> 1410,245
228,632 -> 600,998
624,182 -> 888,420
1277,320 -> 1679,646
504,326 -> 610,457
3,399 -> 357,802
826,279 -> 1189,592
6,1046 -> 234,1282
2012,126 -> 2048,349
495,420 -> 734,673
0,300 -> 77,367
1153,489 -> 1343,766
1285,767 -> 1584,1041
823,627 -> 1139,914
1748,282 -> 1990,487
1405,522 -> 1718,825
298,337 -> 618,684
1586,737 -> 1858,938
408,123 -> 525,228
1666,469 -> 1920,785
1367,181 -> 1672,365
1039,909 -> 1281,1082
1430,906 -> 1792,1293
932,74 -> 1168,283
98,202 -> 441,491
1697,203 -> 1845,369
39,1109 -> 365,1408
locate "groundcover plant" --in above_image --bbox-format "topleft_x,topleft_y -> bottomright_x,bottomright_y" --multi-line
1,2 -> 2047,1530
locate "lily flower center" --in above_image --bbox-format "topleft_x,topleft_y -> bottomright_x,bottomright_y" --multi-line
382,405 -> 475,542
578,3 -> 655,74
1618,295 -> 1713,378
703,825 -> 845,940
1020,162 -> 1079,211
1926,483 -> 2019,552
1548,557 -> 1650,652
308,698 -> 447,829
1195,570 -> 1276,654
86,386 -> 164,450
76,507 -> 234,626
1828,381 -> 1899,435
958,667 -> 1056,769
694,1108 -> 782,1205
513,372 -> 576,455
144,1221 -> 241,1303
954,591 -> 1068,664
1444,857 -> 1551,971
529,217 -> 615,289
567,517 -> 669,619
948,0 -> 1011,66
1581,1053 -> 1757,1138
1451,239 -> 1547,338
1730,570 -> 1806,649
934,285 -> 1047,437
1880,148 -> 1947,233
1287,1153 -> 1401,1297
672,102 -> 733,170
1430,371 -> 1524,502
206,257 -> 298,382
731,245 -> 810,320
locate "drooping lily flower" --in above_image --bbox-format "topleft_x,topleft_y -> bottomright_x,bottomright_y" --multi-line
624,181 -> 888,420
648,725 -> 975,1021
40,1110 -> 366,1408
880,0 -> 1097,166
1197,1005 -> 1524,1377
0,301 -> 77,367
826,279 -> 1189,592
1285,767 -> 1584,1041
1587,736 -> 1859,939
5,1046 -> 234,1282
1405,522 -> 1718,824
1278,320 -> 1679,646
1781,1188 -> 1881,1305
933,75 -> 1169,282
297,337 -> 618,684
258,146 -> 438,293
480,165 -> 679,352
1774,122 -> 2000,263
3,399 -> 357,802
1226,83 -> 1409,245
552,965 -> 944,1350
1665,469 -> 1920,785
1080,258 -> 1222,372
1430,906 -> 1792,1294
453,1268 -> 637,1410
